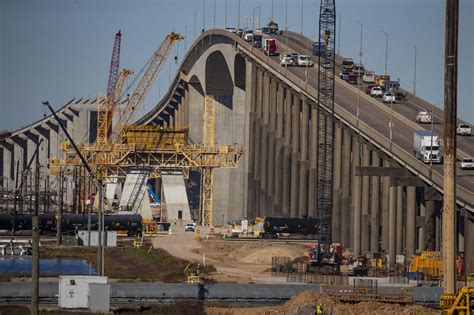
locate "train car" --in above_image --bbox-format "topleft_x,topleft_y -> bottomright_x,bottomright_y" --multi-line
0,213 -> 142,236
263,217 -> 320,237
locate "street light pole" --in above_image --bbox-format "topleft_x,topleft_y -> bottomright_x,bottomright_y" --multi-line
301,0 -> 304,35
381,31 -> 389,76
258,6 -> 261,29
285,0 -> 288,46
194,10 -> 197,38
213,0 -> 216,29
337,14 -> 341,55
271,0 -> 274,21
409,42 -> 417,95
225,0 -> 227,28
355,21 -> 363,125
237,0 -> 241,31
202,0 -> 206,33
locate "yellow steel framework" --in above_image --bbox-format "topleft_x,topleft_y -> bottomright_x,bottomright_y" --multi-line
50,126 -> 243,179
440,286 -> 473,314
201,95 -> 215,226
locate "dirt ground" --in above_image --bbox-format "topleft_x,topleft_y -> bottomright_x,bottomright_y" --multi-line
206,291 -> 441,315
151,226 -> 310,283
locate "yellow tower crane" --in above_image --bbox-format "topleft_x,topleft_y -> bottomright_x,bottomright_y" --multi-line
201,95 -> 215,226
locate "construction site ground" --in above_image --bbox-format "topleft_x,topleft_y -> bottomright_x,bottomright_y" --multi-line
151,225 -> 312,283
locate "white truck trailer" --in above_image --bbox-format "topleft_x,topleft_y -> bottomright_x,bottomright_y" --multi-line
413,130 -> 442,164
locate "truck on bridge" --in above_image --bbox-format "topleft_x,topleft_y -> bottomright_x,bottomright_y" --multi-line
413,130 -> 442,164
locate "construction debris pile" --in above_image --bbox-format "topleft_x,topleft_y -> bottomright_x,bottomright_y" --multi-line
206,291 -> 439,315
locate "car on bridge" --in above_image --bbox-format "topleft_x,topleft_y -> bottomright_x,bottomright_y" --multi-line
342,58 -> 354,71
363,71 -> 376,83
243,30 -> 253,41
383,92 -> 396,103
339,71 -> 352,81
322,60 -> 333,69
461,158 -> 474,170
347,74 -> 358,84
280,53 -> 295,66
416,110 -> 433,124
297,55 -> 312,67
457,124 -> 472,136
370,86 -> 383,97
353,64 -> 365,75
366,84 -> 376,94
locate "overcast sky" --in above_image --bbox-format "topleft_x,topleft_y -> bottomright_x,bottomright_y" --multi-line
0,0 -> 473,131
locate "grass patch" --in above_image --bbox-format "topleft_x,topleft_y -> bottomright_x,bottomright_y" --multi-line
38,242 -> 215,282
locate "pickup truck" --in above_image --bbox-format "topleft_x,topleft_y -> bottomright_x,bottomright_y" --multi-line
280,53 -> 295,66
461,157 -> 474,170
416,110 -> 432,124
456,124 -> 471,136
363,71 -> 376,83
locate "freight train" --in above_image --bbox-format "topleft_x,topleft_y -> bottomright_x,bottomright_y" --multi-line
0,213 -> 143,236
262,217 -> 320,238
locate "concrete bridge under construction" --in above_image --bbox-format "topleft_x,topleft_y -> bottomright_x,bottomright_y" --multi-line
1,29 -> 473,272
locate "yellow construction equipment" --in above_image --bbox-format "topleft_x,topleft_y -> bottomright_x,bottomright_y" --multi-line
440,286 -> 473,314
200,96 -> 215,226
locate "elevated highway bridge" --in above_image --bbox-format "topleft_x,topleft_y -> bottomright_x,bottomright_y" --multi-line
1,29 -> 473,272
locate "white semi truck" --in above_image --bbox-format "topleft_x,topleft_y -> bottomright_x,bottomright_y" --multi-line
413,130 -> 442,164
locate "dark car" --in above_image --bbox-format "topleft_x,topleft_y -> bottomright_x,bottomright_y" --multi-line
339,71 -> 351,80
347,74 -> 358,84
395,92 -> 407,101
260,27 -> 270,34
366,84 -> 375,94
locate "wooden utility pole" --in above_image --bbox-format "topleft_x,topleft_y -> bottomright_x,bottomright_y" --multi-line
31,145 -> 40,315
442,0 -> 458,296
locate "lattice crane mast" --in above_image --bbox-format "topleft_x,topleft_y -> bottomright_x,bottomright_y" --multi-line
97,31 -> 122,146
316,0 -> 336,247
107,32 -> 183,148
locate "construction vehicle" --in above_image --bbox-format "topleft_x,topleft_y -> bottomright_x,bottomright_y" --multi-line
416,110 -> 433,124
409,251 -> 464,280
375,74 -> 390,88
307,242 -> 342,274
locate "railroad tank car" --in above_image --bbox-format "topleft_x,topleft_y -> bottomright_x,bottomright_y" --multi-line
263,217 -> 320,237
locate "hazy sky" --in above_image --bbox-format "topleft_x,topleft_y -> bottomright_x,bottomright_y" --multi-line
1,0 -> 473,131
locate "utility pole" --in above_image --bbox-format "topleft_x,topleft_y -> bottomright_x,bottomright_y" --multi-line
237,0 -> 241,31
337,14 -> 341,55
300,0 -> 304,35
442,0 -> 458,297
409,43 -> 417,95
31,143 -> 40,315
355,21 -> 363,126
202,0 -> 206,33
225,0 -> 227,28
56,171 -> 63,245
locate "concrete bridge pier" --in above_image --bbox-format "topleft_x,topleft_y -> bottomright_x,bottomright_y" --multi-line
388,184 -> 397,269
405,186 -> 417,261
351,135 -> 361,253
464,213 -> 474,275
381,159 -> 391,253
289,93 -> 300,218
331,122 -> 342,242
281,88 -> 292,218
340,127 -> 352,249
360,143 -> 370,254
370,150 -> 381,253
396,185 -> 404,256
298,98 -> 309,218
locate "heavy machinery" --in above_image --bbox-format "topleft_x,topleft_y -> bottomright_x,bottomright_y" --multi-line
440,286 -> 473,314
409,251 -> 464,281
307,242 -> 342,274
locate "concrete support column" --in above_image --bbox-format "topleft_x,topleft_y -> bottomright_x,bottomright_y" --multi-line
418,194 -> 426,252
406,186 -> 416,261
425,199 -> 436,251
389,185 -> 397,269
464,216 -> 474,276
281,88 -> 292,217
290,94 -> 300,218
307,107 -> 318,219
254,68 -> 263,217
370,150 -> 380,253
340,128 -> 352,248
332,123 -> 342,242
184,84 -> 189,125
381,159 -> 390,253
265,77 -> 277,215
351,137 -> 361,252
396,185 -> 404,255
246,64 -> 258,219
298,99 -> 309,218
259,72 -> 270,216
361,143 -> 370,253
273,82 -> 284,215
